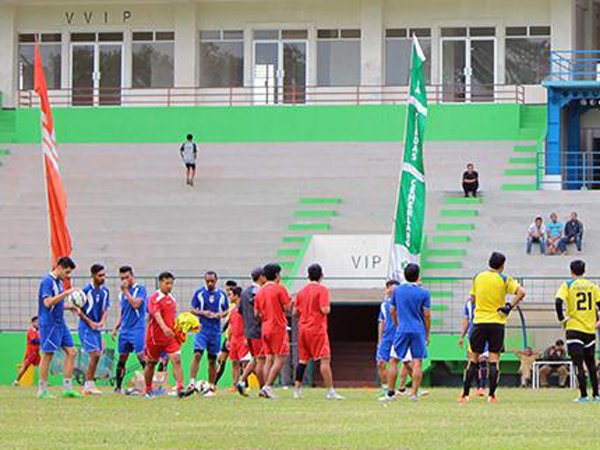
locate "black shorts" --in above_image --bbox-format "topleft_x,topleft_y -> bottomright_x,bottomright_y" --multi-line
566,330 -> 596,358
470,323 -> 505,354
185,163 -> 196,169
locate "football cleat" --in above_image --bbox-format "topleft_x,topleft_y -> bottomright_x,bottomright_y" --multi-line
458,395 -> 469,404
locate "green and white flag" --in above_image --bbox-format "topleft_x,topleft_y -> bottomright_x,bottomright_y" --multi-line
388,36 -> 428,281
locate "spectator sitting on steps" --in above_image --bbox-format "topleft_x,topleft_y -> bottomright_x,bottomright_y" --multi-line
511,347 -> 541,388
526,216 -> 546,255
545,212 -> 563,255
538,339 -> 569,388
557,212 -> 583,255
462,163 -> 479,198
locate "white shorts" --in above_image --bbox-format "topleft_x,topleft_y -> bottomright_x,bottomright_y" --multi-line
390,346 -> 412,363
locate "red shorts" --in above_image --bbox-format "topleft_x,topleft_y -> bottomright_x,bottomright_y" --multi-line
298,331 -> 331,361
247,338 -> 264,358
145,338 -> 181,362
23,353 -> 41,367
229,337 -> 250,362
261,331 -> 290,356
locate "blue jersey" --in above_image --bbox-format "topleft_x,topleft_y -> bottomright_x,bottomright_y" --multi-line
191,286 -> 228,334
378,298 -> 396,342
80,283 -> 110,328
38,273 -> 65,327
463,301 -> 475,338
119,284 -> 147,331
391,283 -> 431,334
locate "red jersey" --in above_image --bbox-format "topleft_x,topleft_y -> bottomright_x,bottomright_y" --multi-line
255,282 -> 291,334
147,291 -> 177,345
229,306 -> 245,343
25,326 -> 40,356
295,282 -> 330,334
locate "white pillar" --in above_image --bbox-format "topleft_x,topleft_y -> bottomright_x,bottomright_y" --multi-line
174,2 -> 198,87
360,0 -> 383,86
551,0 -> 576,51
0,5 -> 17,107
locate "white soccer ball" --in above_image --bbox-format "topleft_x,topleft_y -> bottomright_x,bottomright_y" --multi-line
68,290 -> 87,308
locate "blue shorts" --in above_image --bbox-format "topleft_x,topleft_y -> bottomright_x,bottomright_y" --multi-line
79,326 -> 103,353
194,331 -> 221,357
118,328 -> 145,355
40,322 -> 74,353
394,332 -> 427,360
376,338 -> 394,363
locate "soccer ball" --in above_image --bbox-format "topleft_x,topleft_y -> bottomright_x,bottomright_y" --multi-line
68,290 -> 87,308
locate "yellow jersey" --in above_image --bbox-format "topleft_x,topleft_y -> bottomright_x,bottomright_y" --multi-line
470,270 -> 520,325
555,278 -> 600,335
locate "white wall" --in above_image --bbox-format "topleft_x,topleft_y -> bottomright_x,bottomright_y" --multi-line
0,4 -> 16,107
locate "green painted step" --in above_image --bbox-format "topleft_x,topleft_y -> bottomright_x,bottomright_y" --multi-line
430,291 -> 453,299
436,223 -> 475,231
424,248 -> 467,257
277,248 -> 301,257
501,184 -> 537,191
278,261 -> 295,270
431,318 -> 443,326
294,209 -> 337,218
430,304 -> 449,311
440,209 -> 478,218
422,278 -> 460,284
299,197 -> 342,205
509,157 -> 536,164
282,236 -> 309,244
421,261 -> 463,270
504,168 -> 537,176
432,235 -> 470,244
0,149 -> 10,156
444,197 -> 482,205
513,145 -> 536,153
288,223 -> 331,232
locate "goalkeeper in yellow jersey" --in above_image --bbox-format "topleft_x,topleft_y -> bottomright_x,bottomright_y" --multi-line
555,260 -> 600,403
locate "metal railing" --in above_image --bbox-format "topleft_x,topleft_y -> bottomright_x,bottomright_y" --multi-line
549,50 -> 600,83
17,83 -> 525,108
537,150 -> 600,189
0,276 -> 587,348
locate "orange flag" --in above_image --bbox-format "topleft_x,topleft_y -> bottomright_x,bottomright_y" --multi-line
34,42 -> 72,268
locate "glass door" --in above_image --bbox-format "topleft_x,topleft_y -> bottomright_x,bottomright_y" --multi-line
441,39 -> 467,102
72,44 -> 95,106
254,42 -> 279,104
99,44 -> 122,106
282,42 -> 306,104
470,39 -> 495,102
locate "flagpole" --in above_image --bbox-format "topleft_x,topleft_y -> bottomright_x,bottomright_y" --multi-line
387,36 -> 416,281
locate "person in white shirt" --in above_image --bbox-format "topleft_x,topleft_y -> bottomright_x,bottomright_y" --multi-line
526,216 -> 546,255
179,133 -> 198,187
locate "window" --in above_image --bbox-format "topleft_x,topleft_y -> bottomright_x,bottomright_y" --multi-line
317,29 -> 361,86
505,26 -> 551,84
385,28 -> 431,86
199,30 -> 244,88
132,31 -> 174,88
18,34 -> 62,90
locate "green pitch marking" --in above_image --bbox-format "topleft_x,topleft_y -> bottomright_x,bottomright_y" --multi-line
509,157 -> 536,164
504,168 -> 536,176
436,223 -> 475,231
298,197 -> 342,205
440,209 -> 478,218
513,145 -> 536,153
294,210 -> 337,218
501,183 -> 537,191
444,197 -> 482,205
424,248 -> 466,257
433,235 -> 471,244
288,223 -> 331,232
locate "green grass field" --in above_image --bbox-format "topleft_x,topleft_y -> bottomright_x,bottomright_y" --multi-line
1,387 -> 600,449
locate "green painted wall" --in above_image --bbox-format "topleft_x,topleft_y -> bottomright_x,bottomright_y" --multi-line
0,104 -> 544,144
0,331 -> 232,388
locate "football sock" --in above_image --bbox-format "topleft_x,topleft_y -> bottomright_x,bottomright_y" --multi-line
38,380 -> 48,393
295,363 -> 307,384
584,353 -> 599,397
462,361 -> 478,397
63,378 -> 73,391
573,354 -> 588,398
488,362 -> 499,397
478,362 -> 488,389
215,362 -> 226,385
176,381 -> 184,392
116,360 -> 126,389
381,384 -> 389,391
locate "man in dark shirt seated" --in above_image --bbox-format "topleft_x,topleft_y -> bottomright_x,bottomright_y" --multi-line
538,339 -> 569,388
558,212 -> 583,254
462,163 -> 479,198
